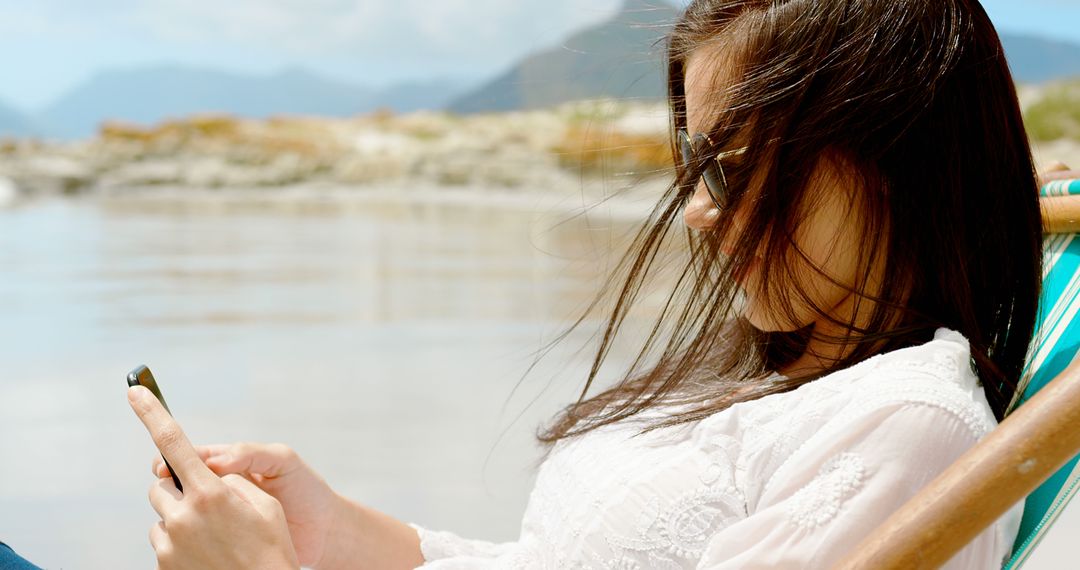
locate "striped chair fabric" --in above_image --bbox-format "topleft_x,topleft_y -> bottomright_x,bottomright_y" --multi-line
1005,177 -> 1080,568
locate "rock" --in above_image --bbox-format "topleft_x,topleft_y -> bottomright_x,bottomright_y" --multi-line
0,176 -> 19,207
97,159 -> 184,189
0,99 -> 676,195
11,154 -> 95,195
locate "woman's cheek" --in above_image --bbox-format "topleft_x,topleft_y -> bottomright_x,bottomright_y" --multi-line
794,184 -> 863,304
739,208 -> 861,332
738,275 -> 818,332
735,263 -> 810,332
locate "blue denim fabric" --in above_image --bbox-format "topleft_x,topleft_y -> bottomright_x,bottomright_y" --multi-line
0,542 -> 42,570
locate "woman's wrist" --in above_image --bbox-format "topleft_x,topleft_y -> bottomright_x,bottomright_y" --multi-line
314,491 -> 424,570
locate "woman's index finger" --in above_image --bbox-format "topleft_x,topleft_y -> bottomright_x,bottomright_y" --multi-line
127,386 -> 213,489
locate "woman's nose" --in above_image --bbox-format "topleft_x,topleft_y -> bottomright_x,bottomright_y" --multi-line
684,181 -> 720,231
684,181 -> 748,256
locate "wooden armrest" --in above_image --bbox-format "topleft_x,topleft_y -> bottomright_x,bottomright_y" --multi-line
1042,195 -> 1080,233
833,358 -> 1080,569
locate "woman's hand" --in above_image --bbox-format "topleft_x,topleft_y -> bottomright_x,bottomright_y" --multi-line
152,441 -> 341,569
128,386 -> 300,570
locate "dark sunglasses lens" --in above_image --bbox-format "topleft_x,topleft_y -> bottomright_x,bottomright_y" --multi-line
702,163 -> 727,209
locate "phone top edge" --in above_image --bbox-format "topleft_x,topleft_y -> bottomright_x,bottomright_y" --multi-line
126,365 -> 150,387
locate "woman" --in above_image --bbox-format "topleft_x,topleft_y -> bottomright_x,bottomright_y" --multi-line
128,0 -> 1052,567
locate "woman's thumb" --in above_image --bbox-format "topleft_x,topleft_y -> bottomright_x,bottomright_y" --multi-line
208,442 -> 297,478
205,453 -> 239,472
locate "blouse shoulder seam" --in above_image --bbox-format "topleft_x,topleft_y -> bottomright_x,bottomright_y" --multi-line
759,393 -> 991,502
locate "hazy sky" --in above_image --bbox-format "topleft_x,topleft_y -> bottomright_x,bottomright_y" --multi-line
0,0 -> 1077,112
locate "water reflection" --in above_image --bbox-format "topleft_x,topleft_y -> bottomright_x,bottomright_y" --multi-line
0,194 -> 661,569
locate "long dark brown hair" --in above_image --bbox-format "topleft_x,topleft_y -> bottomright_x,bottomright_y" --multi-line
535,0 -> 1043,447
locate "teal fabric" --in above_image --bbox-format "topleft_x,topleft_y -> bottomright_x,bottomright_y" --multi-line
1041,178 -> 1080,197
1005,178 -> 1080,568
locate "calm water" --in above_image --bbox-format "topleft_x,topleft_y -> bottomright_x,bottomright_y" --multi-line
0,193 -> 657,569
3,194 -> 1077,569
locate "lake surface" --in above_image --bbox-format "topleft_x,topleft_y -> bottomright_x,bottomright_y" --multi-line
1,192 -> 1076,569
0,193 -> 659,569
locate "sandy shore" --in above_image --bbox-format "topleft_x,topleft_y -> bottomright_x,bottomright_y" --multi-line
87,178 -> 672,224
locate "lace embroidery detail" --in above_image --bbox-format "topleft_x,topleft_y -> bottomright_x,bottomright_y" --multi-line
699,462 -> 727,486
604,485 -> 745,563
761,336 -> 994,500
787,452 -> 866,529
601,557 -> 642,570
411,328 -> 1013,569
883,351 -> 972,388
854,381 -> 990,437
764,385 -> 990,501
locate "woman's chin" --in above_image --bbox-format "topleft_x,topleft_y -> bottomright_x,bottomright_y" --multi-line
737,295 -> 812,333
736,296 -> 779,331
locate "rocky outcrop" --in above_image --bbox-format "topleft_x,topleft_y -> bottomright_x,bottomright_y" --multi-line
0,100 -> 673,197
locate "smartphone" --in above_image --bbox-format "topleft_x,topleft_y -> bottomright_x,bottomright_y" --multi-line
127,365 -> 183,492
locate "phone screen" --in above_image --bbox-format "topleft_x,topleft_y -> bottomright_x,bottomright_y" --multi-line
127,365 -> 183,492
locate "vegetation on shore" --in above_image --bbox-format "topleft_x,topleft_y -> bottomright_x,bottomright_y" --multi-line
1025,79 -> 1080,142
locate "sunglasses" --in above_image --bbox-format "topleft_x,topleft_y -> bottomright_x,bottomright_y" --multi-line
677,129 -> 748,212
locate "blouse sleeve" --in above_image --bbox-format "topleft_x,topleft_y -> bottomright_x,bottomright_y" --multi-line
695,401 -> 1023,570
406,522 -> 542,569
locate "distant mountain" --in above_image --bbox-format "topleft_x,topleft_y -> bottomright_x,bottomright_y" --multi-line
0,99 -> 38,138
448,0 -> 679,114
448,0 -> 1080,114
12,4 -> 1080,138
371,77 -> 476,113
36,65 -> 474,140
37,65 -> 373,139
1002,34 -> 1080,84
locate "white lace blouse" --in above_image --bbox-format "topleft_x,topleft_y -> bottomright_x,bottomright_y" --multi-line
407,328 -> 1024,569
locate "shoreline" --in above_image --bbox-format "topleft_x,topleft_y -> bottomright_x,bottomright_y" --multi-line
12,179 -> 671,223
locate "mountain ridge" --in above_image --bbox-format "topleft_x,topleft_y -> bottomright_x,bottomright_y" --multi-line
0,99 -> 37,138
449,5 -> 1080,114
1002,34 -> 1080,84
447,0 -> 679,114
20,64 -> 472,140
2,1 -> 1079,140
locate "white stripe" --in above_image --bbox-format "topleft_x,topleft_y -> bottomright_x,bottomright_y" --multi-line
1033,239 -> 1080,354
1026,269 -> 1080,376
1011,459 -> 1080,567
1046,180 -> 1072,197
1043,234 -> 1070,280
1011,236 -> 1080,410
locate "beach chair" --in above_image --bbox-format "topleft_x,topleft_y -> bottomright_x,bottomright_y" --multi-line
835,175 -> 1080,569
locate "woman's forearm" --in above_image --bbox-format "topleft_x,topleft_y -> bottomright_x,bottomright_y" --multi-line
315,492 -> 424,570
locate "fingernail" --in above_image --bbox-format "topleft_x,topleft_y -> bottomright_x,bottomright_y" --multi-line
128,386 -> 147,404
